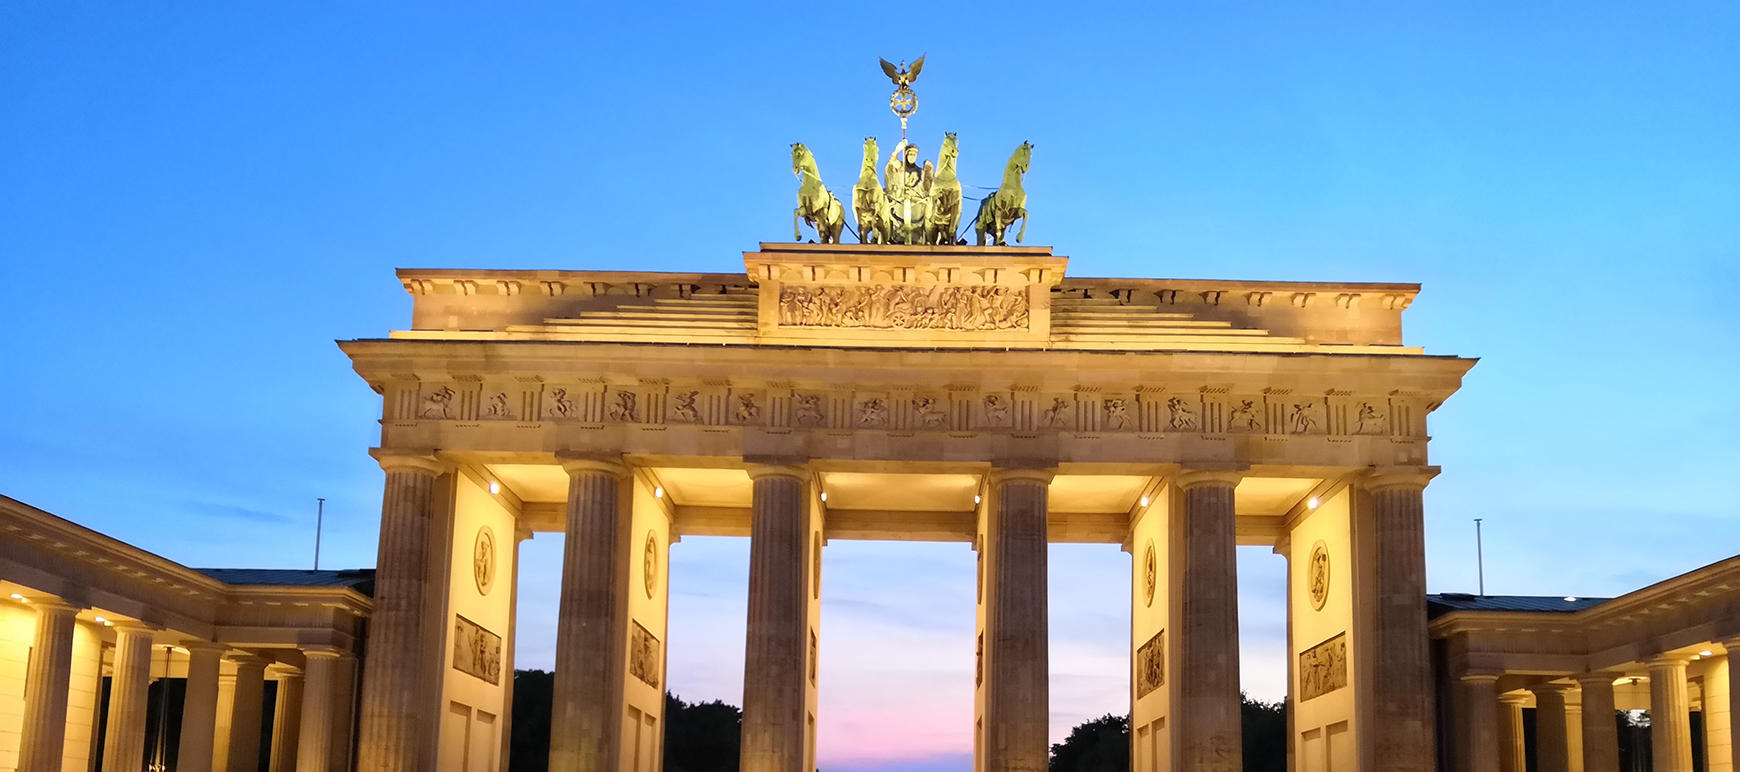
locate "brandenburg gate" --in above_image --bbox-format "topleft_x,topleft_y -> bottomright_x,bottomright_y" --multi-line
340,242 -> 1474,771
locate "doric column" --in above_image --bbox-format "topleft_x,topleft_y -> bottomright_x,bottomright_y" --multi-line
1173,469 -> 1242,771
326,654 -> 359,772
983,468 -> 1052,772
1358,469 -> 1438,770
500,524 -> 532,772
101,623 -> 155,772
550,457 -> 632,772
1727,640 -> 1740,772
1498,693 -> 1528,772
1457,674 -> 1501,772
268,665 -> 304,772
1573,672 -> 1620,772
741,464 -> 811,772
1650,653 -> 1695,772
355,451 -> 444,772
224,653 -> 269,772
1532,682 -> 1575,772
18,597 -> 79,772
176,641 -> 228,772
297,647 -> 342,772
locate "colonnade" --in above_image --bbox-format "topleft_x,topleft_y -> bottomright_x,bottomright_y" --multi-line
9,594 -> 355,772
1456,645 -> 1740,772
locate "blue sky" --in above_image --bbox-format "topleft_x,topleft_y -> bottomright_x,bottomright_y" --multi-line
2,3 -> 1736,769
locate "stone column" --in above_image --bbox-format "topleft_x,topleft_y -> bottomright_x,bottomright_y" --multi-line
1498,693 -> 1528,772
1357,469 -> 1437,770
355,451 -> 445,772
1173,469 -> 1242,771
297,647 -> 341,772
1532,683 -> 1575,772
326,654 -> 359,772
224,653 -> 269,772
269,665 -> 304,772
500,526 -> 531,772
1457,674 -> 1501,772
101,623 -> 155,772
550,458 -> 632,772
1728,640 -> 1740,772
1573,672 -> 1620,772
1650,653 -> 1695,772
741,465 -> 811,772
983,468 -> 1052,772
17,598 -> 78,772
176,642 -> 228,772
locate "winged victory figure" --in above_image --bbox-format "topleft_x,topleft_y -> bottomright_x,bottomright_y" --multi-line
879,56 -> 925,87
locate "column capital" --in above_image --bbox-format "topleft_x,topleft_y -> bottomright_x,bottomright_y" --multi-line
300,645 -> 345,662
1649,651 -> 1697,668
108,619 -> 157,635
1459,671 -> 1503,684
1362,466 -> 1439,493
1498,691 -> 1531,705
369,448 -> 445,476
1573,670 -> 1622,688
20,595 -> 81,614
558,453 -> 630,479
1530,680 -> 1578,696
745,463 -> 809,482
225,651 -> 271,669
988,467 -> 1055,486
179,640 -> 230,655
1175,468 -> 1243,490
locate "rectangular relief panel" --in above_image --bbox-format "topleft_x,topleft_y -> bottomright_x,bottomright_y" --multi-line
629,620 -> 661,688
1298,632 -> 1348,702
1136,629 -> 1166,698
452,614 -> 503,685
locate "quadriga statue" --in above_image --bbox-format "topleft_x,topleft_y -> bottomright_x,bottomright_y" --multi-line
791,142 -> 845,244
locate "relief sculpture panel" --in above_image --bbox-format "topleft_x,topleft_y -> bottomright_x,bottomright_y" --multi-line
1298,632 -> 1347,701
630,620 -> 661,688
779,285 -> 1029,330
1136,629 -> 1165,698
452,614 -> 502,685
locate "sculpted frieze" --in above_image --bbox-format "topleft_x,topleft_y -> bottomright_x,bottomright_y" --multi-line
778,284 -> 1029,330
1298,633 -> 1348,701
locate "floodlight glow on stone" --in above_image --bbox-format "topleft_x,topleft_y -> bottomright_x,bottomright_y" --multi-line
488,481 -> 500,495
1702,650 -> 1715,657
8,593 -> 22,601
820,492 -> 827,502
1308,497 -> 1320,510
1140,496 -> 1150,507
654,487 -> 663,499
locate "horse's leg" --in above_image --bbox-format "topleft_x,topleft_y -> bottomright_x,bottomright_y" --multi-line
794,206 -> 805,242
1015,208 -> 1027,244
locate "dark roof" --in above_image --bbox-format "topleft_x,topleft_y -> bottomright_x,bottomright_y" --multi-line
1427,593 -> 1611,619
195,568 -> 375,596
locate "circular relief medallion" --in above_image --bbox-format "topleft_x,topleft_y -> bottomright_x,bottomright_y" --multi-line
1142,540 -> 1157,607
472,526 -> 496,596
1308,540 -> 1331,611
812,532 -> 822,599
643,531 -> 659,599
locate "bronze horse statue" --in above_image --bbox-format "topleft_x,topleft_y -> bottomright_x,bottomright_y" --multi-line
792,143 -> 844,243
851,137 -> 888,244
974,141 -> 1032,246
924,133 -> 962,245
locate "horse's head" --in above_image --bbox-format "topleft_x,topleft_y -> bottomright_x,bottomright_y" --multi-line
862,137 -> 879,165
941,132 -> 958,159
1011,141 -> 1034,173
791,143 -> 809,176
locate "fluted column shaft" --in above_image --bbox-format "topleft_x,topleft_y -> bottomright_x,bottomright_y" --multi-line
741,466 -> 810,772
177,642 -> 227,772
1728,642 -> 1740,772
297,649 -> 341,772
1498,694 -> 1528,772
1457,675 -> 1501,772
1651,655 -> 1695,772
1574,674 -> 1620,772
224,655 -> 269,772
355,453 -> 444,772
983,469 -> 1051,772
1532,684 -> 1575,772
101,624 -> 155,772
1174,471 -> 1241,771
1360,472 -> 1436,770
269,668 -> 304,772
550,459 -> 631,772
18,598 -> 78,772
